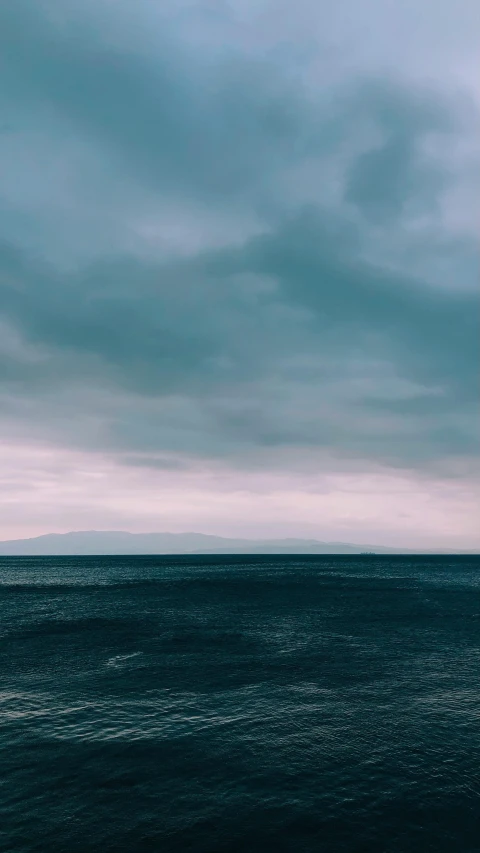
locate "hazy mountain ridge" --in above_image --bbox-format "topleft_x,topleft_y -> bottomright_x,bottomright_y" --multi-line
0,530 -> 465,556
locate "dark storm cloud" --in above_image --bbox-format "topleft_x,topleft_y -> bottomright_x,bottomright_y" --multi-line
0,1 -> 464,226
0,0 -> 478,474
1,210 -> 477,468
0,0 -> 304,208
342,81 -> 452,222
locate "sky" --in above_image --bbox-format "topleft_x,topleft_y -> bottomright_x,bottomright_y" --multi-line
0,0 -> 479,548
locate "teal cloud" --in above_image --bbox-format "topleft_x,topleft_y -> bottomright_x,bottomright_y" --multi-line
0,0 -> 478,475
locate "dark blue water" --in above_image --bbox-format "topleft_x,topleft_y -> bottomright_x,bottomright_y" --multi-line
1,555 -> 480,852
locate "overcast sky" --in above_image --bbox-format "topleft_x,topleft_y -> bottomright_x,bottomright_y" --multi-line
0,0 -> 479,547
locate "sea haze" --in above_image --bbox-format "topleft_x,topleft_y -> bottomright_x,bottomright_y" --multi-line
1,554 -> 480,852
0,530 -> 428,556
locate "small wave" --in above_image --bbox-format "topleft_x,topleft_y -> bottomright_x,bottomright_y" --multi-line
0,579 -> 165,592
106,652 -> 144,668
7,616 -> 139,639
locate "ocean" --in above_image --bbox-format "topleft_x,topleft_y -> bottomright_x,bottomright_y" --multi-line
1,554 -> 479,852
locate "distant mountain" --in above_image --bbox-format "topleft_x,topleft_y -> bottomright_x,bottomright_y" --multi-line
0,529 -> 443,556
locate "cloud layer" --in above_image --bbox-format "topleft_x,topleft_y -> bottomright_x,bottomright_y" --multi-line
0,0 -> 478,544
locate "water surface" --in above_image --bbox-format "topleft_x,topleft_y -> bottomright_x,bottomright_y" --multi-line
1,554 -> 479,852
